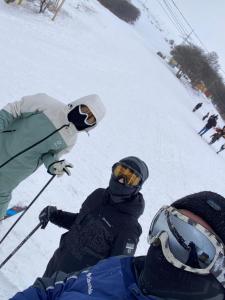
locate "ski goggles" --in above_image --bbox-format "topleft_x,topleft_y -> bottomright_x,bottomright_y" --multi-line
148,206 -> 225,288
79,105 -> 96,126
112,163 -> 142,187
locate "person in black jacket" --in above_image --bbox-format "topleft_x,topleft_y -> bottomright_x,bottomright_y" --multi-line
198,114 -> 218,137
39,156 -> 149,277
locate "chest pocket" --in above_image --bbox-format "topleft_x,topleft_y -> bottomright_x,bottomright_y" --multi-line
65,216 -> 114,261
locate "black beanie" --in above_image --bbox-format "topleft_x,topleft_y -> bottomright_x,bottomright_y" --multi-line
119,156 -> 149,183
172,191 -> 225,244
108,156 -> 149,202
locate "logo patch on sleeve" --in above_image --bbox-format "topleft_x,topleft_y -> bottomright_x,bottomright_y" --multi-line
125,242 -> 135,254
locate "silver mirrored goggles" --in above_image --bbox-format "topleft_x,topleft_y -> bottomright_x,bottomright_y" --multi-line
148,206 -> 225,288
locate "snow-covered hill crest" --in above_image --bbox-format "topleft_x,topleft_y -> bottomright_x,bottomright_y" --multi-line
0,1 -> 224,298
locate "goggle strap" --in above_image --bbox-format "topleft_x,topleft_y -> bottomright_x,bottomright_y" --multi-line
210,252 -> 225,288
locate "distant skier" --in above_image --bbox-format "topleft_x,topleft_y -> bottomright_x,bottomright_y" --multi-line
209,132 -> 221,145
0,93 -> 105,220
202,112 -> 209,121
11,191 -> 225,300
192,102 -> 203,112
208,126 -> 225,145
39,156 -> 149,277
198,114 -> 218,137
216,144 -> 225,154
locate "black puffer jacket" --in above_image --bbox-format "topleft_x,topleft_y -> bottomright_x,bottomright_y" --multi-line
206,117 -> 217,129
43,188 -> 144,277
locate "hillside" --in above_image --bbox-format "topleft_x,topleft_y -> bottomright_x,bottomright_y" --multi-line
0,0 -> 225,298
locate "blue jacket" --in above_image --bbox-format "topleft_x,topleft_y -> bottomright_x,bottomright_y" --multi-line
10,256 -> 156,300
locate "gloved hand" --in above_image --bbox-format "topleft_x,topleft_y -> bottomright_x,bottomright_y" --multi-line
39,206 -> 57,229
48,160 -> 73,176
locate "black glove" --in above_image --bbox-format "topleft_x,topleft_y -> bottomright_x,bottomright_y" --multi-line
39,206 -> 57,229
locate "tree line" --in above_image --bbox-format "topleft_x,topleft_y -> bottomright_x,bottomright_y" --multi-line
171,44 -> 225,118
97,0 -> 140,24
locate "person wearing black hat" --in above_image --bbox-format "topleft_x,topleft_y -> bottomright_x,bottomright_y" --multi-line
198,114 -> 218,136
12,191 -> 225,300
138,191 -> 225,299
39,156 -> 149,277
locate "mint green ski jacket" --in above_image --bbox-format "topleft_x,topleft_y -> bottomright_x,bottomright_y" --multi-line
0,93 -> 105,218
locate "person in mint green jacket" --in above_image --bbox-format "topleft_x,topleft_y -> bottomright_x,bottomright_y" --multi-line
0,93 -> 106,219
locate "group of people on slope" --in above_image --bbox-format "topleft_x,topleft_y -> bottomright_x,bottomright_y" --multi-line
1,94 -> 225,299
197,113 -> 225,152
209,126 -> 225,145
192,102 -> 225,152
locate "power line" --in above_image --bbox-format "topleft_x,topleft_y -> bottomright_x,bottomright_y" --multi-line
163,0 -> 189,37
157,0 -> 194,45
157,0 -> 185,37
156,0 -> 225,77
169,0 -> 208,51
169,0 -> 225,78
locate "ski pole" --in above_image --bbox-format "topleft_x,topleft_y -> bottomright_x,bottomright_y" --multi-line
0,175 -> 56,246
0,223 -> 42,270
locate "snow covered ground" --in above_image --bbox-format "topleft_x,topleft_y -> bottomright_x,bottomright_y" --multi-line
0,0 -> 225,298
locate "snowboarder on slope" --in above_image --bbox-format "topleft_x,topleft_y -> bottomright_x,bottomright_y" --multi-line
11,191 -> 225,300
39,156 -> 149,276
0,93 -> 105,220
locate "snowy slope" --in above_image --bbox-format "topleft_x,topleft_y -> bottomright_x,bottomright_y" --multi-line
0,0 -> 225,298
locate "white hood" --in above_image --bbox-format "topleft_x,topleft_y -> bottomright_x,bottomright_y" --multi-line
67,94 -> 106,131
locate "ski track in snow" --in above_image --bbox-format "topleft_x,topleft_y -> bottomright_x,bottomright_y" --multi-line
0,0 -> 225,298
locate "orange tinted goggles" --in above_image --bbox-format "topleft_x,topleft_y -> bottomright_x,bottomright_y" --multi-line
113,164 -> 141,187
79,105 -> 96,126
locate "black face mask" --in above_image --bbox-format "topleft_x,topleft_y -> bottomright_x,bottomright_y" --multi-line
68,106 -> 93,131
138,245 -> 224,300
108,176 -> 138,203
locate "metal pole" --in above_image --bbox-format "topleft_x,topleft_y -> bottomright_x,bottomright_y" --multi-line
0,223 -> 42,270
0,175 -> 56,245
